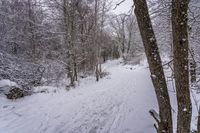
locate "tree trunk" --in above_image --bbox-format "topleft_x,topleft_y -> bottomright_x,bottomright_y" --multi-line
171,0 -> 192,132
190,49 -> 196,83
133,0 -> 173,133
27,0 -> 36,59
63,0 -> 76,87
94,0 -> 100,82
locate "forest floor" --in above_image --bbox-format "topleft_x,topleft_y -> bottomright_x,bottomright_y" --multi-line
0,59 -> 198,133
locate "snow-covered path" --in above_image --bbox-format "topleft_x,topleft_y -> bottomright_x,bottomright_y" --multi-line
0,60 -> 158,133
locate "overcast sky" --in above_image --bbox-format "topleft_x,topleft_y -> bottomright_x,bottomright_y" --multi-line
111,0 -> 133,14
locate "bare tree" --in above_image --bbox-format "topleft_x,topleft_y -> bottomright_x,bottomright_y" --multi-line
171,0 -> 192,132
133,0 -> 173,132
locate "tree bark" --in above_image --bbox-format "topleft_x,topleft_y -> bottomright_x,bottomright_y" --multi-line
63,0 -> 76,86
190,49 -> 196,83
27,0 -> 36,58
133,0 -> 173,133
171,0 -> 192,132
94,0 -> 100,82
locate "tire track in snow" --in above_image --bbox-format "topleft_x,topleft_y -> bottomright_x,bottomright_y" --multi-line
0,61 -> 157,133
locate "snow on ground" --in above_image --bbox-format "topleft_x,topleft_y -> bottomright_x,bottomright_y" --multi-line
0,80 -> 19,94
0,59 -> 159,133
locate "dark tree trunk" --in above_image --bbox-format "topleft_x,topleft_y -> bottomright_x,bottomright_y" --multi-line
190,59 -> 196,83
190,49 -> 196,83
171,0 -> 192,132
133,0 -> 173,133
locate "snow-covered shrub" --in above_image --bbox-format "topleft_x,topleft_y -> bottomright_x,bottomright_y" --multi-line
0,79 -> 19,94
0,79 -> 31,99
40,59 -> 67,86
0,51 -> 44,87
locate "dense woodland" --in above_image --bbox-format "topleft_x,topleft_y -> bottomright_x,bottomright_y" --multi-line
0,0 -> 200,133
0,0 -> 145,87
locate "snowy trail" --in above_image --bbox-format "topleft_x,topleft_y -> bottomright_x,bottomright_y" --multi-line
0,60 -> 158,133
